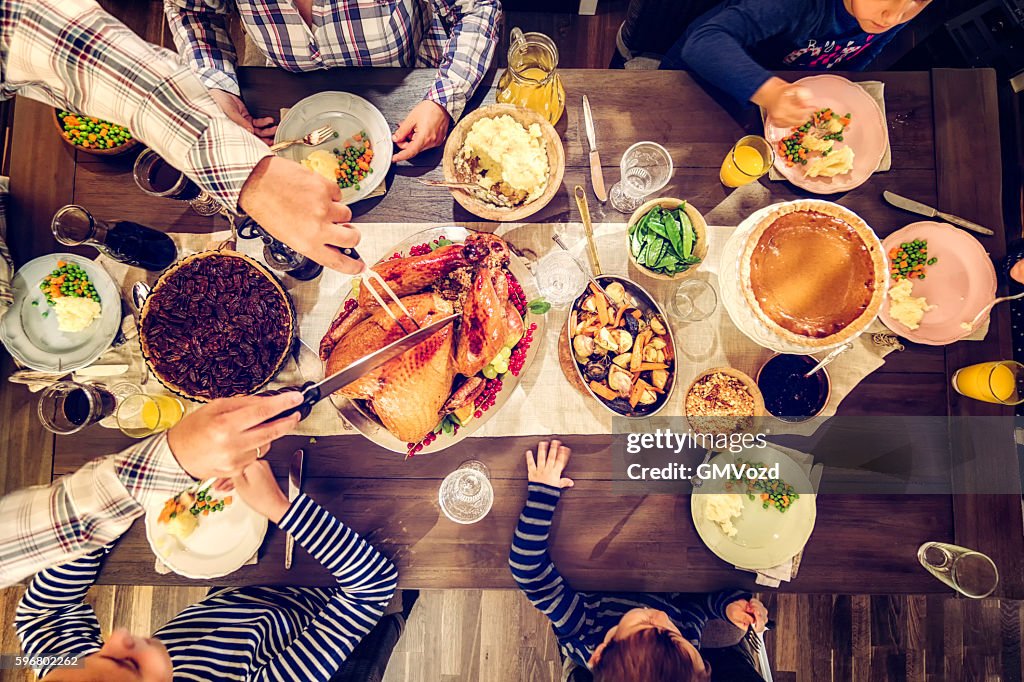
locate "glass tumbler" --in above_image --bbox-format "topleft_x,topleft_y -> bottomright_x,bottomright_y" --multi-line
38,381 -> 116,435
116,393 -> 185,438
918,542 -> 999,599
535,250 -> 587,308
438,460 -> 494,524
609,142 -> 674,213
670,279 -> 718,322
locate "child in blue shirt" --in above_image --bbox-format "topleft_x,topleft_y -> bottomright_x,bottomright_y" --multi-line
663,0 -> 933,125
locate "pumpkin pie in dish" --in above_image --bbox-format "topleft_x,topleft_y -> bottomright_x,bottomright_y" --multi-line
740,200 -> 887,348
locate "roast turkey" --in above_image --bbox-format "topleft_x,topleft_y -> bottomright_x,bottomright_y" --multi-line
321,233 -> 522,444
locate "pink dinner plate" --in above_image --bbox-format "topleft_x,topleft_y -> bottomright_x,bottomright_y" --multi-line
764,75 -> 887,194
879,222 -> 997,346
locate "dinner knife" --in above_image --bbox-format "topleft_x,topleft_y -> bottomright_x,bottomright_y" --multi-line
582,96 -> 608,202
882,191 -> 994,236
260,313 -> 458,423
284,448 -> 304,570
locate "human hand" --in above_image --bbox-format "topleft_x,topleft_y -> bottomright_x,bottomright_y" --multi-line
238,156 -> 364,274
392,100 -> 451,162
231,460 -> 290,524
725,597 -> 769,633
209,89 -> 277,143
525,439 -> 574,489
753,77 -> 815,128
166,392 -> 302,480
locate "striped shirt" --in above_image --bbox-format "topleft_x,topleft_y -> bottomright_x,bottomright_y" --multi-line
164,0 -> 501,120
509,483 -> 749,668
2,0 -> 272,209
0,434 -> 195,588
15,494 -> 399,681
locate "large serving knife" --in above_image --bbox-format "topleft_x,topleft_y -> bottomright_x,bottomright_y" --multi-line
284,448 -> 304,570
882,191 -> 994,236
582,96 -> 607,202
261,313 -> 458,423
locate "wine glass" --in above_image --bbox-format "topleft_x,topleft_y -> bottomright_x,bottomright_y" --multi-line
669,279 -> 718,322
609,142 -> 673,213
38,381 -> 116,435
535,250 -> 587,308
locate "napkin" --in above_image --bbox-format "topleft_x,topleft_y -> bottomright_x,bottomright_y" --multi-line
733,446 -> 823,587
761,80 -> 892,181
0,177 -> 12,323
279,108 -> 387,200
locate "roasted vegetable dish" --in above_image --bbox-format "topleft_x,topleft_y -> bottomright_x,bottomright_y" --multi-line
569,278 -> 674,416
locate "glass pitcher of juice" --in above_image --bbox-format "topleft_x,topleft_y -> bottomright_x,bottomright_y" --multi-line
496,28 -> 565,125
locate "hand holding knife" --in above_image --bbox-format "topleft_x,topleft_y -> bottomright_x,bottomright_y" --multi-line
582,96 -> 607,203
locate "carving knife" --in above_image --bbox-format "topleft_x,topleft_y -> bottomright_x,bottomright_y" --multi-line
260,313 -> 458,423
284,448 -> 304,570
582,96 -> 608,202
882,191 -> 994,236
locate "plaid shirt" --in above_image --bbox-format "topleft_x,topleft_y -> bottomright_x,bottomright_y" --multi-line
164,0 -> 501,120
2,0 -> 272,209
0,433 -> 195,587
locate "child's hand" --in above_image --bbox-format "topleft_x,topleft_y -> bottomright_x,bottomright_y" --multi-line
754,77 -> 815,128
725,597 -> 769,632
525,440 -> 574,489
231,461 -> 291,524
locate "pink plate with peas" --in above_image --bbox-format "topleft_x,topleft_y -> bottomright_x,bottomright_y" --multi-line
879,222 -> 997,346
324,226 -> 545,456
764,75 -> 887,194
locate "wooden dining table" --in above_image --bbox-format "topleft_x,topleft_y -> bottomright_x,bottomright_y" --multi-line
7,67 -> 1023,597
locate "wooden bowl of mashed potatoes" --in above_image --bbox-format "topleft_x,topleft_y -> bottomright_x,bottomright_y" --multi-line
443,104 -> 564,221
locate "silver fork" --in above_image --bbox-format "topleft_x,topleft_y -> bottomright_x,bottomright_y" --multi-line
269,125 -> 336,153
745,619 -> 775,653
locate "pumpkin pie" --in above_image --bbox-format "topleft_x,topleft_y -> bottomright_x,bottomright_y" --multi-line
740,201 -> 887,348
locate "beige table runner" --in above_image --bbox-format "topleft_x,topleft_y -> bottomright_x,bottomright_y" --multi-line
82,220 -> 982,439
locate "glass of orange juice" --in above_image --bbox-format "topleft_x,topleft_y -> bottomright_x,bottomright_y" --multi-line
116,393 -> 185,438
951,360 -> 1024,405
720,135 -> 774,188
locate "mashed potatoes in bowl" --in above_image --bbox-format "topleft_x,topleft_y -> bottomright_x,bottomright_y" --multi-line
455,114 -> 550,207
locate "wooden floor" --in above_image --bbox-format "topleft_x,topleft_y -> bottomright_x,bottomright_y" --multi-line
1,2 -> 1023,681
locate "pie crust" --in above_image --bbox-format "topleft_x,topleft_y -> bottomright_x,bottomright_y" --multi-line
739,200 -> 887,349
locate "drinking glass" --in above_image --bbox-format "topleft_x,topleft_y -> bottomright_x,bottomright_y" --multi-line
669,279 -> 718,322
438,460 -> 494,524
918,542 -> 999,599
133,149 -> 221,216
38,381 -> 116,435
609,142 -> 673,213
951,360 -> 1024,405
535,250 -> 587,308
52,205 -> 178,272
116,393 -> 185,438
720,135 -> 774,188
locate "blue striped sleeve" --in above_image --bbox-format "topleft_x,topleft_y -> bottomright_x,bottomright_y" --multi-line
14,547 -> 108,678
260,495 -> 398,681
508,483 -> 591,642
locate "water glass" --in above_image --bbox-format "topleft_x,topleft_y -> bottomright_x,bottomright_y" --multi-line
918,542 -> 999,599
116,393 -> 185,438
133,149 -> 221,216
609,142 -> 673,213
720,135 -> 774,188
669,279 -> 718,322
536,250 -> 587,307
439,460 -> 494,524
38,381 -> 116,435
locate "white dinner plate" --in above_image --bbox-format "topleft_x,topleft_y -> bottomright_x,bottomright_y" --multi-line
275,91 -> 391,203
0,253 -> 121,372
691,446 -> 817,570
145,492 -> 268,580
